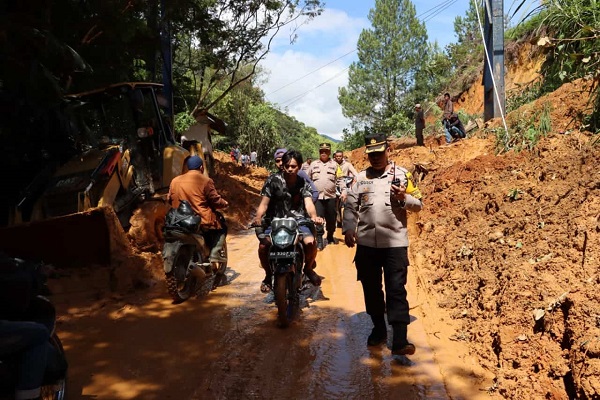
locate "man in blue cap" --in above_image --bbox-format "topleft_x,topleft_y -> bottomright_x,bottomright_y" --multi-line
168,155 -> 229,285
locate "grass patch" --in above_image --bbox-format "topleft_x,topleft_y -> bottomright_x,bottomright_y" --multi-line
493,101 -> 553,153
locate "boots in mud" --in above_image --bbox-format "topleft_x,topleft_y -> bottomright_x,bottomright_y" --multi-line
367,315 -> 387,346
304,261 -> 321,287
391,323 -> 415,355
211,262 -> 227,290
315,223 -> 325,250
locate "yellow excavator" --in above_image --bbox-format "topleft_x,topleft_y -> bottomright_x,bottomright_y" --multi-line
0,83 -> 204,267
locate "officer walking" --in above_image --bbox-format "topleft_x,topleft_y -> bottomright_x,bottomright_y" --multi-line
342,133 -> 423,356
307,143 -> 343,249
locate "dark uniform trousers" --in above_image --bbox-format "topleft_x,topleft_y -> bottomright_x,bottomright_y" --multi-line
354,245 -> 410,325
315,198 -> 336,238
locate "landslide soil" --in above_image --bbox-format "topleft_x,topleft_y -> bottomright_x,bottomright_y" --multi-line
48,65 -> 600,399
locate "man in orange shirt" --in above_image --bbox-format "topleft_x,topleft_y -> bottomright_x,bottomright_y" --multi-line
168,156 -> 229,276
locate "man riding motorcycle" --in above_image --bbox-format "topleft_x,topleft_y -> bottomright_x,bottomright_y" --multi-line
252,149 -> 323,293
167,156 -> 229,283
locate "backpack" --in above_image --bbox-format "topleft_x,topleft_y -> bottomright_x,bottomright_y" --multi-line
164,200 -> 201,233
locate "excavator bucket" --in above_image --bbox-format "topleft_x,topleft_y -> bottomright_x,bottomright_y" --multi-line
0,207 -> 132,267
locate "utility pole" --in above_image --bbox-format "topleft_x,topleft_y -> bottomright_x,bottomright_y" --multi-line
483,0 -> 505,121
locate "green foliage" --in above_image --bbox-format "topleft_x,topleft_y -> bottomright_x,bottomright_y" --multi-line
538,102 -> 552,134
506,80 -> 545,112
505,10 -> 548,41
410,43 -> 452,111
537,0 -> 600,130
443,0 -> 484,94
341,128 -> 365,151
175,0 -> 324,114
4,0 -> 324,116
338,0 -> 428,137
506,188 -> 523,201
174,112 -> 197,133
493,102 -> 553,153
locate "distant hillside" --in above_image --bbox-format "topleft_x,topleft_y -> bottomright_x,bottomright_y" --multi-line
321,134 -> 341,143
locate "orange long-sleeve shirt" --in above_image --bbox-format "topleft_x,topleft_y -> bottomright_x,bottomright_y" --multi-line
168,170 -> 227,229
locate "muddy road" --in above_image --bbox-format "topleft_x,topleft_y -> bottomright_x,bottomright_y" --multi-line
53,228 -> 489,399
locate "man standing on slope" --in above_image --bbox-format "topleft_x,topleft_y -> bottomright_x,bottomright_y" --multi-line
414,104 -> 425,146
443,92 -> 453,115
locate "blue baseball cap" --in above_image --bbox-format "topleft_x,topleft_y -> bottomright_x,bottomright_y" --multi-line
187,155 -> 203,170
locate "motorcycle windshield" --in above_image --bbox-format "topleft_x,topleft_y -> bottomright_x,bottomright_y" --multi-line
270,218 -> 297,248
271,218 -> 298,231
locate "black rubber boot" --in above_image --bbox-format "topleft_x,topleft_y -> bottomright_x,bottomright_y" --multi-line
391,323 -> 415,355
316,234 -> 324,250
367,315 -> 387,346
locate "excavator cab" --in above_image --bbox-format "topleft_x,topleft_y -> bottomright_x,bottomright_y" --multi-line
1,83 -> 202,266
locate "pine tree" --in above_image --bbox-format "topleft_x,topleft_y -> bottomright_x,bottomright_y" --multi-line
338,0 -> 428,137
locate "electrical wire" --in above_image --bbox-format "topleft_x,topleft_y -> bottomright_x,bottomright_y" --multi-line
267,0 -> 460,100
423,0 -> 458,23
473,0 -> 509,134
267,0 -> 478,114
265,49 -> 356,97
279,67 -> 349,108
418,0 -> 457,22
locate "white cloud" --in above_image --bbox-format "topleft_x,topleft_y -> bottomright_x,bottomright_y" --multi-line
260,8 -> 368,140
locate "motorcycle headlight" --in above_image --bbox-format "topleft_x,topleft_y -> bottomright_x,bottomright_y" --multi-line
272,229 -> 295,247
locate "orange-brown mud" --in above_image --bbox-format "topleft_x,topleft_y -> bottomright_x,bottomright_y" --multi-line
43,64 -> 600,398
52,231 -> 490,399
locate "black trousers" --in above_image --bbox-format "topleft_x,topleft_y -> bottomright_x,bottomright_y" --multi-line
201,228 -> 227,263
315,198 -> 336,238
415,126 -> 424,146
354,245 -> 410,325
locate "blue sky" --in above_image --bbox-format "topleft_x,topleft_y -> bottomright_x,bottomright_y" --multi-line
259,0 -> 538,140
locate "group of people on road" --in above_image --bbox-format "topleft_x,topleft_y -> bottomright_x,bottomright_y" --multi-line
165,133 -> 424,358
252,138 -> 422,356
230,146 -> 259,168
413,92 -> 467,145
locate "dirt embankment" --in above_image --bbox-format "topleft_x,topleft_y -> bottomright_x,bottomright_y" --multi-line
397,132 -> 600,399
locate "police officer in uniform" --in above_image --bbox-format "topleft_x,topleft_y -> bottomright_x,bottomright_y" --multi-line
342,133 -> 423,356
307,143 -> 344,249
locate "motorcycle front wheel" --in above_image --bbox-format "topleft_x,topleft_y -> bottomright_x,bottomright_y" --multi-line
165,247 -> 197,303
274,273 -> 299,328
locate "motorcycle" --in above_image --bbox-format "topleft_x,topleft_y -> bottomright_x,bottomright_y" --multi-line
0,257 -> 68,400
336,176 -> 354,228
257,217 -> 309,328
162,200 -> 228,303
